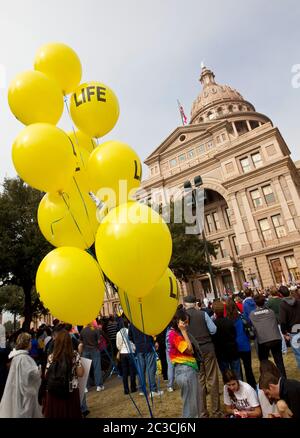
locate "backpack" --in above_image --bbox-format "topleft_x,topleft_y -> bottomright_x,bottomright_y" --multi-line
46,358 -> 73,399
240,313 -> 256,340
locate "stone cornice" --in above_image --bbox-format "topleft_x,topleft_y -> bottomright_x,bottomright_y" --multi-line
214,125 -> 288,161
223,156 -> 291,191
238,239 -> 300,260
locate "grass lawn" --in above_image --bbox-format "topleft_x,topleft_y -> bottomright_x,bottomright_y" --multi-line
86,347 -> 300,418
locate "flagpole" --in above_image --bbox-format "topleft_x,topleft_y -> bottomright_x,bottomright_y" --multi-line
177,99 -> 187,126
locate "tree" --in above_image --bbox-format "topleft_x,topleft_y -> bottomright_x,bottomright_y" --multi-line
0,177 -> 52,330
163,200 -> 217,282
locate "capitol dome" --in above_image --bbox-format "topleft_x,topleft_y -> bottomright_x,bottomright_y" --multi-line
190,66 -> 255,124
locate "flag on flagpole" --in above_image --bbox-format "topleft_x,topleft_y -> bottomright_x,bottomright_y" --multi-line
177,99 -> 188,125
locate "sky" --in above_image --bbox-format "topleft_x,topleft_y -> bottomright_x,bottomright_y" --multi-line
1,0 -> 300,182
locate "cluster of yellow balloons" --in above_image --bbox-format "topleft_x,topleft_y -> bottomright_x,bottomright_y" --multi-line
9,42 -> 177,334
8,42 -> 122,325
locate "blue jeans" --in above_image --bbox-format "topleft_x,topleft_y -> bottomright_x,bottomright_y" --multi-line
175,364 -> 200,418
166,350 -> 174,389
81,393 -> 88,413
290,333 -> 300,369
217,358 -> 241,379
83,348 -> 103,387
136,352 -> 157,392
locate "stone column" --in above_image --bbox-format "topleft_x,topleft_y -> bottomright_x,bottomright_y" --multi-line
246,120 -> 252,131
272,178 -> 297,232
206,272 -> 214,297
240,190 -> 263,250
231,122 -> 238,137
285,174 -> 300,217
229,267 -> 239,292
229,193 -> 251,253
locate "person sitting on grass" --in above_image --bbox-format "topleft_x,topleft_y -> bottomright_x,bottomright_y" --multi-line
259,371 -> 300,419
223,369 -> 262,418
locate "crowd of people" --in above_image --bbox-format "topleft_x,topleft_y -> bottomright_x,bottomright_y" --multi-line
0,284 -> 299,419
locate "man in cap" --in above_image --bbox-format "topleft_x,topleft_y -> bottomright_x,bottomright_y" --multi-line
183,295 -> 222,418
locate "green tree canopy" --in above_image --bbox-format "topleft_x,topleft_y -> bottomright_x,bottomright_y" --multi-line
164,200 -> 217,282
0,177 -> 52,330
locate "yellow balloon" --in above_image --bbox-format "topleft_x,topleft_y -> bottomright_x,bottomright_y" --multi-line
68,130 -> 97,154
118,268 -> 179,336
87,141 -> 142,209
8,70 -> 63,125
36,247 -> 105,326
70,82 -> 119,138
38,176 -> 99,249
12,123 -> 76,193
95,202 -> 172,297
34,42 -> 82,94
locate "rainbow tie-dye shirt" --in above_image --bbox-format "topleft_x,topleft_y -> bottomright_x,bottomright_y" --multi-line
168,328 -> 198,370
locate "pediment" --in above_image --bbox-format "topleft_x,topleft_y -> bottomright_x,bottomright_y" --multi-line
144,121 -> 224,164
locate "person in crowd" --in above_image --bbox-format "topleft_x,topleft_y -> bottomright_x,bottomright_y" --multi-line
165,324 -> 175,392
155,329 -> 168,382
201,298 -> 214,317
183,295 -> 222,418
0,324 -> 10,402
226,298 -> 256,389
257,360 -> 280,418
43,329 -> 83,418
29,331 -> 39,364
243,289 -> 256,322
168,308 -> 201,418
250,295 -> 287,378
0,332 -> 42,418
223,369 -> 261,418
106,315 -> 119,357
128,323 -> 163,397
212,301 -> 241,379
267,287 -> 281,320
234,294 -> 243,313
259,372 -> 300,419
79,321 -> 104,392
267,287 -> 287,354
65,323 -> 79,351
279,285 -> 300,369
116,319 -> 137,395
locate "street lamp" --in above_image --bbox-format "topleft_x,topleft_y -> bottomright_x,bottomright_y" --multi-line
183,176 -> 218,299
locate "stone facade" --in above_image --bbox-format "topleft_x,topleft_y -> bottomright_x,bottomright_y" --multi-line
137,66 -> 300,301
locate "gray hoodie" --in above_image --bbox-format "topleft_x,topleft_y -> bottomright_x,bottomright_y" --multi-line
279,296 -> 300,334
249,307 -> 281,344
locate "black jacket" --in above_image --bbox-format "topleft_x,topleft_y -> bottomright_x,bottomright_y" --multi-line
280,377 -> 300,419
279,297 -> 300,334
212,317 -> 239,361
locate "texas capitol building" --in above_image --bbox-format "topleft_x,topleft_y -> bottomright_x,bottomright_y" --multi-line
132,65 -> 300,301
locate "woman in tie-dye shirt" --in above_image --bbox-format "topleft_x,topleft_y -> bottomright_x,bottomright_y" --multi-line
167,308 -> 201,418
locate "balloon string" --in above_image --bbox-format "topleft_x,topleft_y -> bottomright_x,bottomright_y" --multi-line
118,321 -> 143,418
50,217 -> 65,237
123,293 -> 154,418
60,192 -> 90,248
64,96 -> 99,238
139,302 -> 156,407
72,176 -> 97,240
